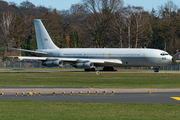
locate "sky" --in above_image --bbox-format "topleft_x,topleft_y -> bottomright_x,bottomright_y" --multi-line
4,0 -> 180,12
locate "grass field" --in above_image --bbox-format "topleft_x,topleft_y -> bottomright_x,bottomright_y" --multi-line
0,101 -> 179,120
0,71 -> 180,120
0,72 -> 180,88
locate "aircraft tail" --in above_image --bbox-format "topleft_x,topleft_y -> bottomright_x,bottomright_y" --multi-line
34,19 -> 59,49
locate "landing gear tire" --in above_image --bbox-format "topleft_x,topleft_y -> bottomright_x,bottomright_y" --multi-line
84,68 -> 96,72
154,68 -> 159,72
103,67 -> 114,71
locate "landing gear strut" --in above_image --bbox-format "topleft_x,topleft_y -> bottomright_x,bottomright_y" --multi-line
103,67 -> 114,71
84,68 -> 96,72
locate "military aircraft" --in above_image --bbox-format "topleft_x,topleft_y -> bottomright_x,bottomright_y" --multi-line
8,19 -> 173,72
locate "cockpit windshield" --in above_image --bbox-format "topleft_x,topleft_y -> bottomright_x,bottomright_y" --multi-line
160,52 -> 169,56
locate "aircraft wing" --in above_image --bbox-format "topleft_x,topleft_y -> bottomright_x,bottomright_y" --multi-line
6,56 -> 122,66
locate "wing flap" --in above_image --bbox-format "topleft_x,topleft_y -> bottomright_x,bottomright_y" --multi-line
75,59 -> 122,64
89,59 -> 122,64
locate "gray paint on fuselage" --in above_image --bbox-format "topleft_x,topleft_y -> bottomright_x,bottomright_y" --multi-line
36,48 -> 172,67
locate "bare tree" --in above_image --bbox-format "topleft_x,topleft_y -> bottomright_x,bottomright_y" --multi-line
83,0 -> 123,14
110,9 -> 124,48
133,6 -> 149,48
83,0 -> 123,47
158,0 -> 178,18
68,4 -> 89,47
123,5 -> 133,48
0,11 -> 16,51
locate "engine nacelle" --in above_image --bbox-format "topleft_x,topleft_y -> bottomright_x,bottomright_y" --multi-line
42,60 -> 61,67
73,62 -> 94,68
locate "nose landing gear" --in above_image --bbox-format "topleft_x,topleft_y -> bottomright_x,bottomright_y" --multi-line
153,67 -> 159,72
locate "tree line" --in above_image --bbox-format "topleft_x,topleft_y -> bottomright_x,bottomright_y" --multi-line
0,0 -> 180,58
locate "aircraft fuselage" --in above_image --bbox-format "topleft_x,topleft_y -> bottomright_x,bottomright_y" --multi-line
38,48 -> 173,67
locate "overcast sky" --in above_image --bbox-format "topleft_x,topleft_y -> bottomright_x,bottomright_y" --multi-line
4,0 -> 180,12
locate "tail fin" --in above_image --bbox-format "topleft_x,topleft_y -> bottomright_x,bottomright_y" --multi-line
34,19 -> 59,49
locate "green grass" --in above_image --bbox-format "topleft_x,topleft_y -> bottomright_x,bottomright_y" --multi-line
0,72 -> 180,88
0,71 -> 179,120
0,101 -> 179,120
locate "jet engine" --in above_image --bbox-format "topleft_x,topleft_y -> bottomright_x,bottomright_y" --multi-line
42,60 -> 62,67
73,62 -> 94,68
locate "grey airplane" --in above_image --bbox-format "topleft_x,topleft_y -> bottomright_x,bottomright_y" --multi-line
9,19 -> 173,72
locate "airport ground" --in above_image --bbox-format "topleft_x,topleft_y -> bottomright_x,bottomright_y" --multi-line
0,69 -> 180,88
0,100 -> 179,120
0,68 -> 180,119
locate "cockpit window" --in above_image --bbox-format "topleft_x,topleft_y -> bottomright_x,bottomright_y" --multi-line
160,52 -> 169,56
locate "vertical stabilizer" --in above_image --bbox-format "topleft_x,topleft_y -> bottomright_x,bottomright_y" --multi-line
34,19 -> 59,49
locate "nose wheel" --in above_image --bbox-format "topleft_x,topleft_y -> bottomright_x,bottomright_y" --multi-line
154,67 -> 159,72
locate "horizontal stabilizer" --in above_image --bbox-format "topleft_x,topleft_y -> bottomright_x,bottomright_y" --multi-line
6,56 -> 78,62
6,56 -> 47,61
11,48 -> 47,54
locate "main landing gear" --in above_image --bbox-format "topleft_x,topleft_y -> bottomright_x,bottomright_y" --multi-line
84,68 -> 96,72
103,67 -> 114,71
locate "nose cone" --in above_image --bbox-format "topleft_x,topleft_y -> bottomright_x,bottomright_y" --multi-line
165,55 -> 173,64
168,55 -> 173,63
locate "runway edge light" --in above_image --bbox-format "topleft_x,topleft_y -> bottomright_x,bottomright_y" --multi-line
39,92 -> 42,96
96,91 -> 98,95
33,92 -> 36,96
79,91 -> 82,95
52,91 -> 56,96
87,91 -> 90,95
15,92 -> 18,96
62,91 -> 65,95
70,91 -> 74,95
0,93 -> 4,97
148,90 -> 151,94
29,91 -> 33,96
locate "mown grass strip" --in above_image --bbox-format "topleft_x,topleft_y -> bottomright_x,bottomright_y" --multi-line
0,72 -> 180,88
0,101 -> 179,120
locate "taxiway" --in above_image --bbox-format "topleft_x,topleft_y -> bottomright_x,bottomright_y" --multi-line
1,68 -> 180,73
0,87 -> 180,104
0,92 -> 179,104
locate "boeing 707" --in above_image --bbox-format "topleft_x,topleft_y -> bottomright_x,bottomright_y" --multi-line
8,19 -> 173,72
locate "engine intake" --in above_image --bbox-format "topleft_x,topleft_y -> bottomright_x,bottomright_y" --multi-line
73,62 -> 94,68
42,60 -> 61,67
